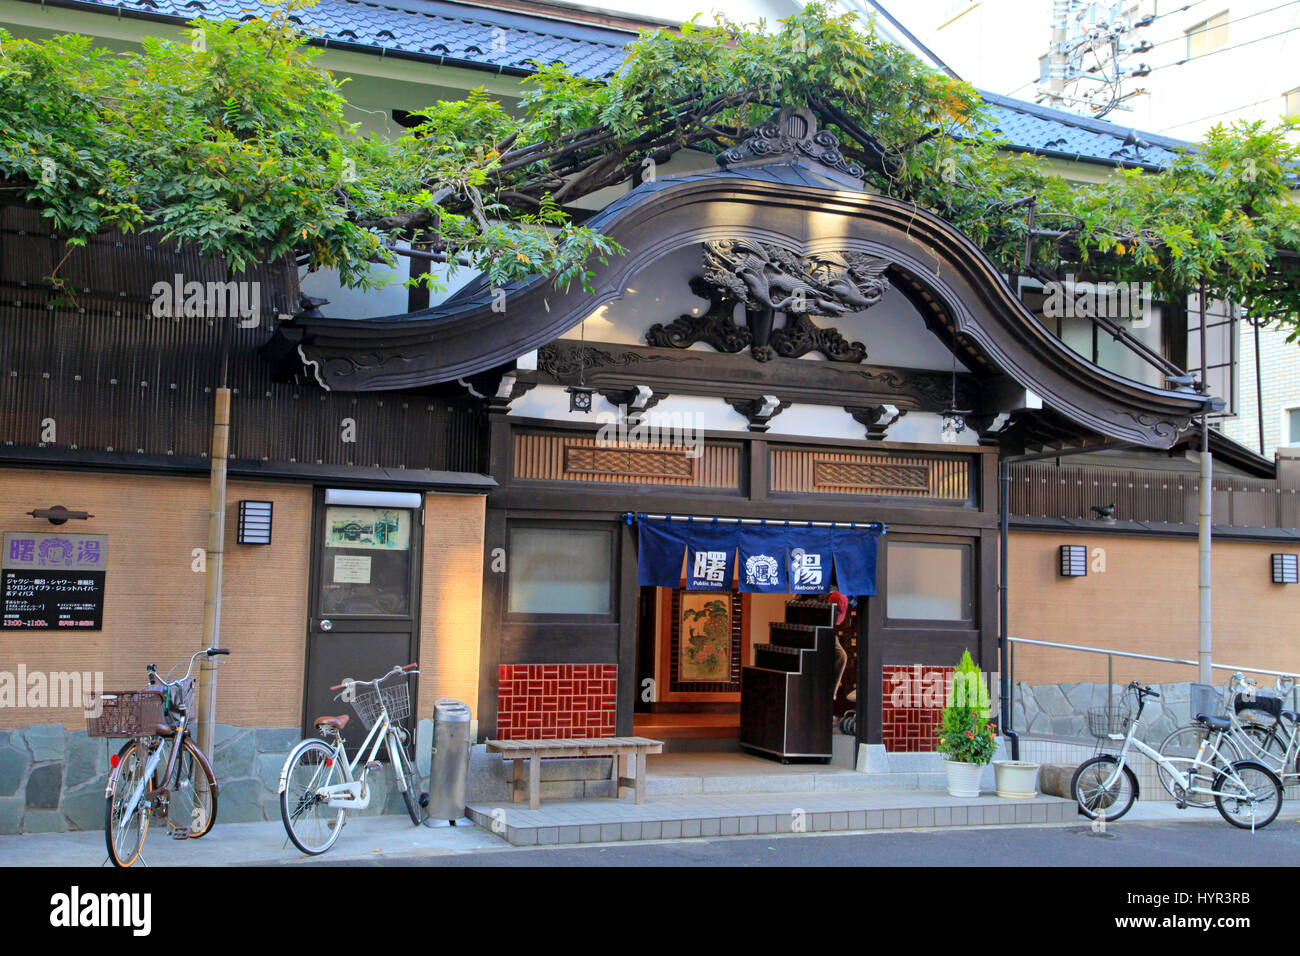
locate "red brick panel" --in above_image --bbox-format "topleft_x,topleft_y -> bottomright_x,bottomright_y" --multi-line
880,664 -> 954,753
496,664 -> 617,740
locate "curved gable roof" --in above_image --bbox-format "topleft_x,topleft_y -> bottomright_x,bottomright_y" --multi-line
277,154 -> 1210,448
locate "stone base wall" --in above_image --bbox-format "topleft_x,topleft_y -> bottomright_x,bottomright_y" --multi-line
1012,680 -> 1195,744
0,722 -> 420,835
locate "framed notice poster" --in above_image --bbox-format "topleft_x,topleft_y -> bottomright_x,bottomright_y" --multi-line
2,532 -> 108,630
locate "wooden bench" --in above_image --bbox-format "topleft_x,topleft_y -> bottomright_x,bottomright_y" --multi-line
486,737 -> 664,810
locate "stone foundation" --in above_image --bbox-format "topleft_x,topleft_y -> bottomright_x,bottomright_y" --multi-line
0,722 -> 426,835
1012,680 -> 1194,744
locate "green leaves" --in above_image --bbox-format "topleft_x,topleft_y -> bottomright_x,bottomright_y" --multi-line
3,0 -> 1298,331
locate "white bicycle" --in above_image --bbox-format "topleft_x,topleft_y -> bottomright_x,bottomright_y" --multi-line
1072,681 -> 1283,830
278,664 -> 427,855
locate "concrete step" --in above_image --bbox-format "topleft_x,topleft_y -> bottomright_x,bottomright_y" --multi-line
644,767 -> 948,796
466,790 -> 1074,847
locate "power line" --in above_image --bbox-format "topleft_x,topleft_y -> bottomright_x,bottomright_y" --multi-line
1155,93 -> 1295,134
1137,1 -> 1300,52
1147,22 -> 1300,71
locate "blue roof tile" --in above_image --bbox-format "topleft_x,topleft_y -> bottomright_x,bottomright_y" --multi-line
26,0 -> 1188,166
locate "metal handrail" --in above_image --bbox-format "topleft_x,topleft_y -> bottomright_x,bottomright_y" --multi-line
1006,636 -> 1300,733
1007,636 -> 1300,679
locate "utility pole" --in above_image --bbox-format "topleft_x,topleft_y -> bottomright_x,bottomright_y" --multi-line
1197,284 -> 1212,685
1037,0 -> 1151,118
196,303 -> 234,761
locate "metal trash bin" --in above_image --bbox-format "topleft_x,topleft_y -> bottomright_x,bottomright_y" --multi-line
426,698 -> 472,825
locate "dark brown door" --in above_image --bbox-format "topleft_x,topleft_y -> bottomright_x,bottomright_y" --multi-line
302,492 -> 423,752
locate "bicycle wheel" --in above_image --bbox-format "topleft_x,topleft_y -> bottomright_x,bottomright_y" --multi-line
166,736 -> 218,838
1214,760 -> 1283,829
1236,723 -> 1287,774
279,738 -> 346,855
1156,725 -> 1237,806
105,739 -> 151,868
391,731 -> 427,825
1072,755 -> 1138,822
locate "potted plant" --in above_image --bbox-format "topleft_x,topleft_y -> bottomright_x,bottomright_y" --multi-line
936,650 -> 996,797
992,759 -> 1041,799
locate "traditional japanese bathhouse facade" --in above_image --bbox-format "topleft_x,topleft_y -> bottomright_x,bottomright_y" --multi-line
3,2 -> 1291,835
274,108 -> 1211,754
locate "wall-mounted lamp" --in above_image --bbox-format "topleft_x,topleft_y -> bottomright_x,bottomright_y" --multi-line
1271,553 -> 1298,584
237,500 -> 273,545
1059,544 -> 1087,577
26,505 -> 93,525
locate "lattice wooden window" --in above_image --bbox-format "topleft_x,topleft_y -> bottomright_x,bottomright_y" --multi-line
563,445 -> 696,480
813,459 -> 931,493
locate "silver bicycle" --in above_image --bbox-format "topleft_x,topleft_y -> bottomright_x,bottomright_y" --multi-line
1072,681 -> 1283,830
278,663 -> 427,855
1157,673 -> 1300,802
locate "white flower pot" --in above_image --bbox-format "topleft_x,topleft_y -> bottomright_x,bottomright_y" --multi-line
994,761 -> 1040,799
944,759 -> 984,798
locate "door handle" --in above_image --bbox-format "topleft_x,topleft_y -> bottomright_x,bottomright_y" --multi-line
319,619 -> 333,632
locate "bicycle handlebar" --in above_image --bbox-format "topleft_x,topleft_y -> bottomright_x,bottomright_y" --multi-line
1126,680 -> 1160,699
329,663 -> 420,693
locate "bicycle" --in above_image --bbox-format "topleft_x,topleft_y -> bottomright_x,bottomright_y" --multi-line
1156,674 -> 1300,799
1072,681 -> 1283,830
93,647 -> 230,867
1215,674 -> 1300,779
278,663 -> 428,855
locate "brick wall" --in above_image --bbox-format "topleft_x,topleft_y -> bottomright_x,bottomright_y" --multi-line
496,664 -> 617,740
0,468 -> 311,729
880,664 -> 954,752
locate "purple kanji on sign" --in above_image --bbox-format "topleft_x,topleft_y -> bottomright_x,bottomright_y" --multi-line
7,538 -> 35,563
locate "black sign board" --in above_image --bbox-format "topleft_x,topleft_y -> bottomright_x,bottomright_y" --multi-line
2,533 -> 108,630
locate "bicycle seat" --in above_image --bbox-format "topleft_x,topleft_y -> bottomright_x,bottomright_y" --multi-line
314,715 -> 350,730
154,724 -> 176,738
1196,714 -> 1232,732
1284,710 -> 1299,723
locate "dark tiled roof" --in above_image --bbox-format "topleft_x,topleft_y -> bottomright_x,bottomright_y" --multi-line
20,0 -> 1187,166
35,0 -> 634,78
980,91 -> 1187,169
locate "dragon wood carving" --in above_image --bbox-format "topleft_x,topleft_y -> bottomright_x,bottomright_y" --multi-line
645,240 -> 891,363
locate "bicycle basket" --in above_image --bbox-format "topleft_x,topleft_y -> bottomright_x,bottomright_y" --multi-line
1086,704 -> 1133,739
86,688 -> 166,738
1189,682 -> 1222,721
346,677 -> 412,729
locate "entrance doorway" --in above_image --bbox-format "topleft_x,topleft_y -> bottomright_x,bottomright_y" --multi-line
302,490 -> 423,751
632,585 -> 747,748
633,580 -> 867,755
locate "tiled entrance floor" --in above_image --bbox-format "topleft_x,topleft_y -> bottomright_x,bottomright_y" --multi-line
467,789 -> 1075,846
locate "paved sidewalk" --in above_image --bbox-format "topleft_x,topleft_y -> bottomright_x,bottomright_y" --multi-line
0,798 -> 1206,866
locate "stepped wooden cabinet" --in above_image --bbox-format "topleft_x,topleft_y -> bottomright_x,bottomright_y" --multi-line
740,598 -> 836,761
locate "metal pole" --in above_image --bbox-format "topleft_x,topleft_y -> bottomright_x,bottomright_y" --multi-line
998,458 -> 1019,760
1107,654 -> 1113,716
1198,285 -> 1213,685
1253,317 -> 1265,456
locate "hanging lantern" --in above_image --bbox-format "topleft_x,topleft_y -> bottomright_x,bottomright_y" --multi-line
567,385 -> 596,413
940,409 -> 969,443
